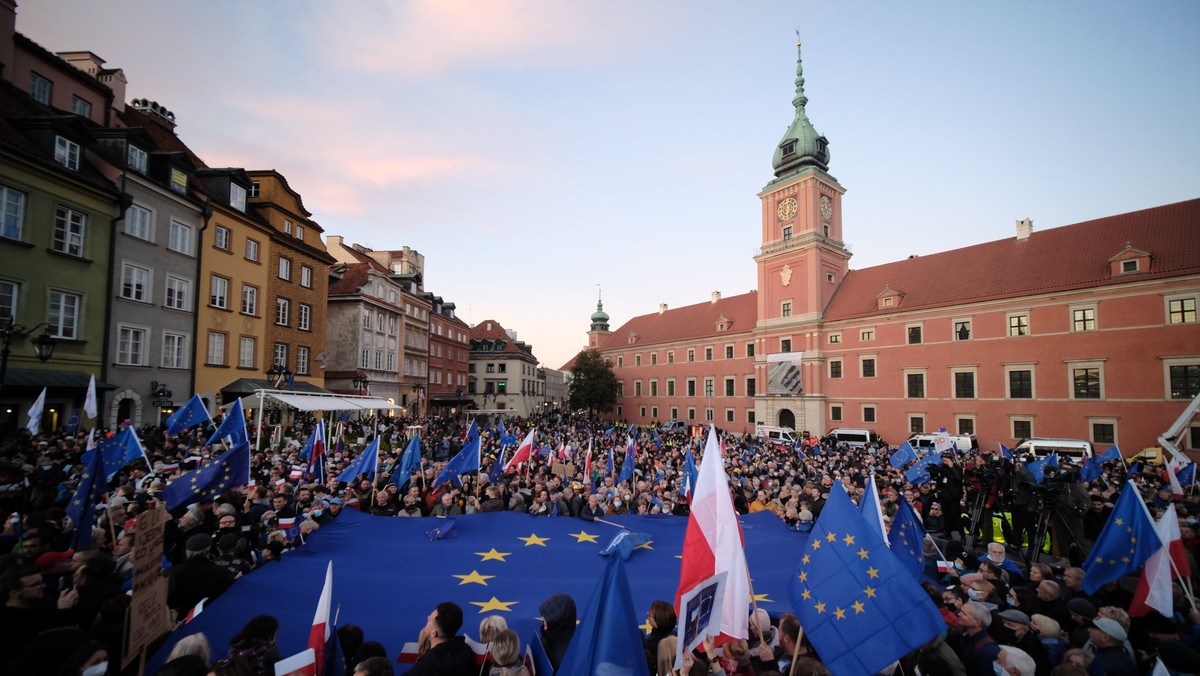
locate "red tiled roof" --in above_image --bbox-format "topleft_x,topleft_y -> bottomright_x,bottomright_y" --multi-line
471,319 -> 535,357
328,263 -> 369,295
824,198 -> 1200,321
595,292 -> 758,352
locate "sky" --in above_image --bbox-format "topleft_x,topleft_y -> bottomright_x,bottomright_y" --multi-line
21,1 -> 1200,371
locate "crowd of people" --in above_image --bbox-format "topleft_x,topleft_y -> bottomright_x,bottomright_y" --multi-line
1,410 -> 1198,675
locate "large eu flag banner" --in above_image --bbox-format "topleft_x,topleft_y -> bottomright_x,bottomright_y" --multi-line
149,510 -> 808,674
789,483 -> 944,676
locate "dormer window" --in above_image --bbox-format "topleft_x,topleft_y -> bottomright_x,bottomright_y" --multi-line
127,145 -> 148,174
1121,260 -> 1137,273
781,141 -> 796,156
169,168 -> 188,195
283,220 -> 292,235
249,181 -> 260,198
1108,242 -> 1151,277
230,184 -> 247,212
54,136 -> 80,171
30,72 -> 51,104
295,226 -> 304,241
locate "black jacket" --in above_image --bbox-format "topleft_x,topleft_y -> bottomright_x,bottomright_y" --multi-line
405,636 -> 477,676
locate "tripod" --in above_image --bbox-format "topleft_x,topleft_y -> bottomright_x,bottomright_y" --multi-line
1024,494 -> 1086,568
964,490 -> 987,552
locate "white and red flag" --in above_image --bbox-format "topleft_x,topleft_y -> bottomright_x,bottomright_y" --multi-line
308,562 -> 333,676
504,428 -> 538,471
1129,504 -> 1190,617
673,425 -> 750,648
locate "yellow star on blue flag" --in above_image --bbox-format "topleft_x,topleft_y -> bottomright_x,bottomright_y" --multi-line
1081,480 -> 1162,594
789,482 -> 943,676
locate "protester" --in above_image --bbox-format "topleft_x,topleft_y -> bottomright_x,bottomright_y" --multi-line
406,601 -> 475,675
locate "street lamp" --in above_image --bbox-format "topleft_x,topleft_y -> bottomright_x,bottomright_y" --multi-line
265,362 -> 292,387
352,375 -> 370,394
0,319 -> 57,397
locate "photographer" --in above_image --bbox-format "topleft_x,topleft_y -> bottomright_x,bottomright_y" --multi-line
930,455 -> 964,540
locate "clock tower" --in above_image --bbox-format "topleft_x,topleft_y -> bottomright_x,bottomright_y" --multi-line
753,39 -> 851,434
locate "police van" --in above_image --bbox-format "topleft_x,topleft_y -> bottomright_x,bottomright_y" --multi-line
755,425 -> 797,447
829,428 -> 877,450
1013,438 -> 1094,462
906,432 -> 975,454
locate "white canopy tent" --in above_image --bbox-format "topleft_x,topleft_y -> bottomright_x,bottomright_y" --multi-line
218,389 -> 402,451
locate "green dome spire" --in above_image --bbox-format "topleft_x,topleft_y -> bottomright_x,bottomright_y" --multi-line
772,37 -> 830,177
590,287 -> 610,332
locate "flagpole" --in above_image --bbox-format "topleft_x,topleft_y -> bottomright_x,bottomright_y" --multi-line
787,625 -> 806,676
254,391 -> 265,452
1168,557 -> 1198,611
745,576 -> 769,654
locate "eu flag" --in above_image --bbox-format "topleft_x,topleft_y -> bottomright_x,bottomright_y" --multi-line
598,529 -> 653,561
557,554 -> 650,676
1026,452 -> 1058,485
433,433 -> 479,488
999,443 -> 1014,459
889,441 -> 918,469
390,431 -> 422,489
680,449 -> 699,500
67,442 -> 108,550
206,399 -> 248,450
488,444 -> 506,486
888,496 -> 927,582
617,437 -> 636,485
82,426 -> 149,481
905,452 -> 943,484
337,437 -> 380,484
165,394 -> 209,437
1079,457 -> 1102,483
162,443 -> 251,510
789,482 -> 944,676
1096,445 -> 1121,464
1082,480 -> 1162,594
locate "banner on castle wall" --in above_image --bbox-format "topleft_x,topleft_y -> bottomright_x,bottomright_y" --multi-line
767,352 -> 804,396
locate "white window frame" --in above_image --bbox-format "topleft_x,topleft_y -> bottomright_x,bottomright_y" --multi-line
48,289 -> 81,339
298,303 -> 311,331
229,184 -> 247,212
906,322 -> 923,345
1004,363 -> 1036,400
951,366 -> 977,399
54,136 -> 80,170
273,343 -> 288,369
904,367 -> 927,399
1007,311 -> 1030,337
245,238 -> 260,262
296,225 -> 304,241
0,185 -> 26,241
120,262 -> 151,302
163,275 -> 190,311
275,297 -> 290,326
1070,304 -> 1097,332
168,220 -> 194,255
300,265 -> 313,288
117,324 -> 148,366
207,332 -> 227,365
239,336 -> 256,368
1011,416 -> 1034,441
30,72 -> 51,104
1067,359 -> 1106,400
1164,293 -> 1199,325
210,275 -> 229,309
71,95 -> 92,118
125,203 -> 152,240
956,415 -> 976,437
214,225 -> 231,250
0,279 -> 18,322
53,205 -> 86,256
241,285 -> 258,315
952,317 -> 973,341
278,257 -> 292,281
127,145 -> 149,174
162,331 -> 188,369
828,332 -> 841,344
296,346 -> 310,374
781,300 -> 792,317
860,327 -> 875,342
1162,357 -> 1200,400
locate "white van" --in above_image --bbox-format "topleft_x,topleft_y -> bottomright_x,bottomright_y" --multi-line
755,425 -> 796,447
660,420 -> 689,433
1014,438 -> 1094,462
829,428 -> 876,450
906,432 -> 975,454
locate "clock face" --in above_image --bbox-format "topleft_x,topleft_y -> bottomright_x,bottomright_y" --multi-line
777,197 -> 797,221
820,195 -> 833,220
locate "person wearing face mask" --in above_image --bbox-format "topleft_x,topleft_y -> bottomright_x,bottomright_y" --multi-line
993,610 -> 1051,676
967,580 -> 1001,611
60,641 -> 111,676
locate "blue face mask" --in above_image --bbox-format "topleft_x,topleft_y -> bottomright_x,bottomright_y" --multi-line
993,661 -> 1005,676
312,510 -> 323,518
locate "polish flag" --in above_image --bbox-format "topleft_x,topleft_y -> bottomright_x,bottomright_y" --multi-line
584,441 -> 592,479
307,562 -> 333,676
1166,459 -> 1185,497
184,597 -> 208,623
1130,504 -> 1190,617
504,429 -> 538,471
673,425 -> 750,647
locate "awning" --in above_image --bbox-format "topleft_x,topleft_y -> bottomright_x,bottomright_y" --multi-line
2,368 -> 117,392
222,389 -> 402,412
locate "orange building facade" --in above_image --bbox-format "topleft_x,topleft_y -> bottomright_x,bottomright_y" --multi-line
588,43 -> 1200,455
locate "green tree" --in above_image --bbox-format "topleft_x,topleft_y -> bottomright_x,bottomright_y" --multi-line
568,348 -> 621,414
